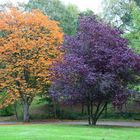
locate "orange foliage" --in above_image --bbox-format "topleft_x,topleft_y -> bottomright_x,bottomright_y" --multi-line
0,8 -> 63,108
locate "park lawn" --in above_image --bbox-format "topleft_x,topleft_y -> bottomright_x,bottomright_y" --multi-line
0,124 -> 139,140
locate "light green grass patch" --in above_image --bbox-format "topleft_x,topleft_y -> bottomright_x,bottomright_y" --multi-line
0,124 -> 139,140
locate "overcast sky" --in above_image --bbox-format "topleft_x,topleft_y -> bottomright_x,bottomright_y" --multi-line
0,0 -> 103,14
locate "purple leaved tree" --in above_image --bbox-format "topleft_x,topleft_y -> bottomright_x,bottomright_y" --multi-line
50,15 -> 140,125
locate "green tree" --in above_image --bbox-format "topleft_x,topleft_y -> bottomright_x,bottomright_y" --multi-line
102,0 -> 136,31
79,9 -> 94,17
124,4 -> 140,105
25,0 -> 79,35
134,0 -> 140,6
125,4 -> 140,53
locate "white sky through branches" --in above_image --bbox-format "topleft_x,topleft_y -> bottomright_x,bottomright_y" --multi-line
0,0 -> 103,14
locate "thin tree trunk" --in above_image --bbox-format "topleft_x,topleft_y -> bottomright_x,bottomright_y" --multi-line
53,99 -> 57,118
92,102 -> 101,125
92,102 -> 108,125
90,92 -> 94,125
23,101 -> 30,122
81,102 -> 84,114
14,102 -> 18,121
105,104 -> 108,118
87,102 -> 91,125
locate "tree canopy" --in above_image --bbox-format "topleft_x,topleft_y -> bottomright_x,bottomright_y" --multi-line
0,8 -> 63,121
25,0 -> 80,35
125,4 -> 140,53
50,15 -> 140,125
102,0 -> 137,31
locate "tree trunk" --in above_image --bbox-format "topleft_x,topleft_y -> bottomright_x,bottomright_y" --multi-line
53,101 -> 57,119
92,118 -> 98,125
23,101 -> 30,122
92,102 -> 108,125
104,104 -> 108,118
87,102 -> 91,125
14,102 -> 18,121
81,102 -> 84,114
91,102 -> 101,125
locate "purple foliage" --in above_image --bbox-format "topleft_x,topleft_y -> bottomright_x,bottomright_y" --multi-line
50,15 -> 140,108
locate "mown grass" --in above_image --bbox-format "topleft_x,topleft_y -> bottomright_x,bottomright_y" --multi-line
0,124 -> 139,140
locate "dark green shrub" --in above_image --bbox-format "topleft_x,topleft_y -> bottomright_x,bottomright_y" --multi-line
0,105 -> 14,116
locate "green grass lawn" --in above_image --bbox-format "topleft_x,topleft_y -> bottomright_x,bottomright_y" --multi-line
0,124 -> 140,140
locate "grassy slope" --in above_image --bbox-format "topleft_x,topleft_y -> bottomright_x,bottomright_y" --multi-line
0,124 -> 140,140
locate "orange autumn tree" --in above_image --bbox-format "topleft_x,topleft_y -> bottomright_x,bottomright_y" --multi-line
0,8 -> 63,122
